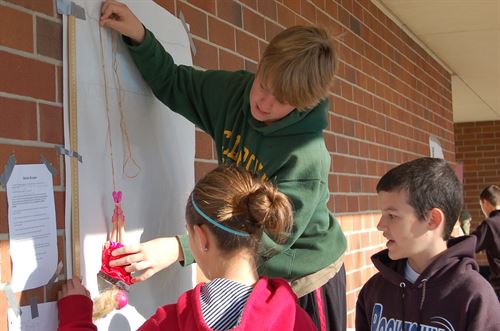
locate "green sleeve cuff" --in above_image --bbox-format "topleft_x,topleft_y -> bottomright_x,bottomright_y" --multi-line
177,234 -> 194,266
122,26 -> 154,51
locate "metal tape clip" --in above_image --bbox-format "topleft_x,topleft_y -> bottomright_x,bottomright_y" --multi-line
56,0 -> 86,20
0,154 -> 16,188
178,11 -> 197,56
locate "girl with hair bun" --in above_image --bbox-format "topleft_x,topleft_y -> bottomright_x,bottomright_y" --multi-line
57,165 -> 317,331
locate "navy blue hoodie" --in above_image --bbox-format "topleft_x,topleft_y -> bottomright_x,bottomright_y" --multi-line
356,236 -> 500,331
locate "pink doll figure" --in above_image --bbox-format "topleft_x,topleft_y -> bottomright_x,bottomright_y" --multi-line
93,191 -> 132,321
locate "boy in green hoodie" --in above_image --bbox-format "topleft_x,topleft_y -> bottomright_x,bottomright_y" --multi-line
100,1 -> 347,329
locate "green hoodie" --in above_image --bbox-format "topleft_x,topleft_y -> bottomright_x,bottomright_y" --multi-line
126,30 -> 347,280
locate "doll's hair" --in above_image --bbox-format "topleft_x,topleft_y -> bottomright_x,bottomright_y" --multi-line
186,165 -> 293,258
257,25 -> 338,110
92,286 -> 120,321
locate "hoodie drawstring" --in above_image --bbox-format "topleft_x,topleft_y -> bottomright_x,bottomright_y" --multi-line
399,282 -> 406,331
416,278 -> 428,331
418,279 -> 428,310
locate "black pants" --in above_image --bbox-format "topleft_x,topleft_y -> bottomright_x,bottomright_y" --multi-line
298,265 -> 346,331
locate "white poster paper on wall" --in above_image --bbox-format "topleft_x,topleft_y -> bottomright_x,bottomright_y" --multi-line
66,1 -> 196,330
7,164 -> 57,292
8,302 -> 58,331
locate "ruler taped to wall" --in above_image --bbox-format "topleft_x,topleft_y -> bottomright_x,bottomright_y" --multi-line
68,15 -> 80,278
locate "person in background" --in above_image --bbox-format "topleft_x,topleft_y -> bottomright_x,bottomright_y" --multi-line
459,209 -> 471,235
472,184 -> 500,300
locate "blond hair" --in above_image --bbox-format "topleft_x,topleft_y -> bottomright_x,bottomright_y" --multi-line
92,287 -> 120,321
186,165 -> 293,257
258,25 -> 338,110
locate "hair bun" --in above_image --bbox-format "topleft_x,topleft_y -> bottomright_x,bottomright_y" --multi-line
231,184 -> 292,241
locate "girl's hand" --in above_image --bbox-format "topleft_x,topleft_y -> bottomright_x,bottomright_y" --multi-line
58,277 -> 90,300
100,0 -> 145,44
109,237 -> 184,283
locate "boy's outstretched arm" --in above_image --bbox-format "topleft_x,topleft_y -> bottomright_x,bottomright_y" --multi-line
109,237 -> 184,283
100,0 -> 145,44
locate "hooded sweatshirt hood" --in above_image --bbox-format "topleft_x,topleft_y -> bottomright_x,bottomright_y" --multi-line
356,235 -> 500,331
247,96 -> 329,137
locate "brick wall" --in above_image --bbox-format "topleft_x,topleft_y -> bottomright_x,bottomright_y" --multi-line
0,0 -> 454,329
455,120 -> 500,265
0,0 -> 63,329
0,0 -> 64,329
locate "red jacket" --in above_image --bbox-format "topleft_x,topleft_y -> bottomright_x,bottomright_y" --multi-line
58,277 -> 316,331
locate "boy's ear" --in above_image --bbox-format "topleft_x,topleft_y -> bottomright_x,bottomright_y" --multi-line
193,224 -> 209,251
427,208 -> 445,230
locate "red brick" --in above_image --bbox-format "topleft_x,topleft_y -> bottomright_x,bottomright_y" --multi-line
283,0 -> 301,14
236,30 -> 259,61
244,59 -> 258,73
240,0 -> 257,10
195,131 -> 213,160
242,7 -> 265,39
36,16 -> 62,60
217,1 -> 242,27
39,103 -> 63,144
257,0 -> 277,20
208,17 -> 235,50
0,192 -> 6,233
186,0 -> 216,14
264,19 -> 282,42
0,241 -> 11,283
54,191 -> 65,229
45,279 -> 65,302
295,15 -> 310,26
333,195 -> 347,213
177,2 -> 208,39
0,291 -> 6,331
0,5 -> 33,52
56,65 -> 63,103
195,161 -> 218,183
219,49 -> 245,71
5,0 -> 53,16
0,51 -> 56,101
310,0 -> 325,10
0,97 -> 37,140
300,0 -> 316,23
192,39 -> 218,70
154,0 -> 174,15
276,4 -> 296,27
18,287 -> 43,305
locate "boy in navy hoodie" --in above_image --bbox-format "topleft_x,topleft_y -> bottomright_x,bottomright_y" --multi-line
356,157 -> 500,331
473,184 -> 500,300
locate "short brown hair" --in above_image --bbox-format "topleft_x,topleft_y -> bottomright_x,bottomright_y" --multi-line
480,184 -> 500,206
257,25 -> 338,110
186,165 -> 293,258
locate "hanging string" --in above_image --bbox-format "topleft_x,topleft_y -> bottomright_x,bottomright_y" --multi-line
111,34 -> 141,178
99,26 -> 117,192
98,27 -> 141,191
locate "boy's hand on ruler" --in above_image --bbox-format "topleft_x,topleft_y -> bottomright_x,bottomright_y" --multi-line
58,277 -> 90,300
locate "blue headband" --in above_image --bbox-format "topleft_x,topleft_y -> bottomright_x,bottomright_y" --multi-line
190,194 -> 249,237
